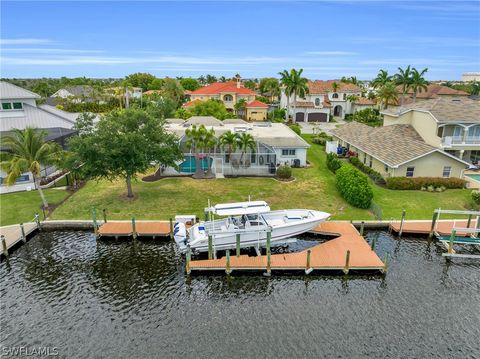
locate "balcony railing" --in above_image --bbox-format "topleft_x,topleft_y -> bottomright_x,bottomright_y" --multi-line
442,136 -> 480,146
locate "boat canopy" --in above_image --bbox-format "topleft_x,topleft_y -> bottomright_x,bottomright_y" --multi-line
207,201 -> 271,216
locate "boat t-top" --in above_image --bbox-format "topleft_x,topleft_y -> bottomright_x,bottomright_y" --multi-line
173,200 -> 330,254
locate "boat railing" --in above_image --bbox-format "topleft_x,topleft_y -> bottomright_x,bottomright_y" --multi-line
207,227 -> 270,236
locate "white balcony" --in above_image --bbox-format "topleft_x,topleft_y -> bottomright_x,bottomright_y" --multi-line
442,136 -> 480,147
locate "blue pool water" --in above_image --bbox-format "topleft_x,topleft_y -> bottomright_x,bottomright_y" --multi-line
465,174 -> 480,182
179,155 -> 212,173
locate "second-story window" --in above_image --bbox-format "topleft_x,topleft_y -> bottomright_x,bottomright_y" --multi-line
2,103 -> 12,110
13,102 -> 23,109
224,94 -> 233,102
315,98 -> 320,106
343,93 -> 347,100
332,93 -> 339,99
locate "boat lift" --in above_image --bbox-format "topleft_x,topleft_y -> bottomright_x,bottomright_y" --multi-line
432,209 -> 480,259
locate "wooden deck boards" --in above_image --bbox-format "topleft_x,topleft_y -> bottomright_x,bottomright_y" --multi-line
1,222 -> 38,255
98,221 -> 170,237
189,222 -> 385,273
389,220 -> 476,237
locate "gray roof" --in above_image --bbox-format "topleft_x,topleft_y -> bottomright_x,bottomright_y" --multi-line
165,118 -> 186,124
38,105 -> 80,122
223,118 -> 247,124
61,85 -> 94,97
382,97 -> 480,124
0,81 -> 40,100
0,103 -> 77,132
331,122 -> 466,167
185,116 -> 223,126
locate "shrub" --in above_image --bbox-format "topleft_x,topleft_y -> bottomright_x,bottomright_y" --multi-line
312,137 -> 326,145
276,165 -> 292,179
349,156 -> 385,185
472,190 -> 480,204
336,166 -> 373,209
289,124 -> 301,135
385,177 -> 467,190
326,153 -> 342,173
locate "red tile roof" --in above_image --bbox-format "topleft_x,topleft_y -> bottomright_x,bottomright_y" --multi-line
190,81 -> 256,95
246,100 -> 268,108
182,99 -> 203,108
292,101 -> 315,108
397,84 -> 469,99
308,80 -> 361,94
354,97 -> 376,105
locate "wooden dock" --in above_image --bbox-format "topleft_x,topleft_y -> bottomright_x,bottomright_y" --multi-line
188,222 -> 386,274
97,220 -> 171,238
389,220 -> 476,237
1,222 -> 38,257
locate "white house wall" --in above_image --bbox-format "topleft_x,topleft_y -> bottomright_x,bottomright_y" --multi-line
274,147 -> 308,166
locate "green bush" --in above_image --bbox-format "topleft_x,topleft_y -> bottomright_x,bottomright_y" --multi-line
289,124 -> 301,135
386,177 -> 467,190
336,166 -> 373,209
472,190 -> 480,204
349,156 -> 385,184
326,153 -> 342,173
352,108 -> 383,127
276,165 -> 292,179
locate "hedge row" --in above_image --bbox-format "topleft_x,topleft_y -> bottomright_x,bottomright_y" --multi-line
349,156 -> 385,185
336,165 -> 373,209
385,177 -> 467,190
326,153 -> 342,173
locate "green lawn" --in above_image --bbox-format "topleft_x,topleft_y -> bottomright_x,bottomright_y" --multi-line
48,134 -> 472,222
0,188 -> 70,226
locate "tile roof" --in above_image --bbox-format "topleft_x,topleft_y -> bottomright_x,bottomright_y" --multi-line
223,118 -> 247,124
0,81 -> 40,100
382,97 -> 480,123
323,95 -> 332,108
331,122 -> 442,167
397,84 -> 469,102
182,99 -> 203,108
292,101 -> 315,108
190,81 -> 256,95
185,116 -> 223,126
307,80 -> 361,94
354,97 -> 376,105
246,100 -> 268,108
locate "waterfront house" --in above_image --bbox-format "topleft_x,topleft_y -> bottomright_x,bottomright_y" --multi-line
330,121 -> 470,179
163,117 -> 309,177
0,81 -> 80,193
280,80 -> 374,122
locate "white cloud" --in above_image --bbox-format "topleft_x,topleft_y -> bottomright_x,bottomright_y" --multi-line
0,38 -> 52,45
1,48 -> 104,54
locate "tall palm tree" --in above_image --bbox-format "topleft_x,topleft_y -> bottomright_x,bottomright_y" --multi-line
346,94 -> 359,103
395,65 -> 412,106
376,82 -> 398,110
331,81 -> 339,93
186,124 -> 208,178
1,128 -> 61,209
409,67 -> 429,103
219,131 -> 238,163
289,68 -> 309,123
279,69 -> 293,122
236,133 -> 256,168
371,69 -> 392,89
234,98 -> 247,118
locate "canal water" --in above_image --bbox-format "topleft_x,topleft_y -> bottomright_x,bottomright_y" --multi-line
1,231 -> 479,359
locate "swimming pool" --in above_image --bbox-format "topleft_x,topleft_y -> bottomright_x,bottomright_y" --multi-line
179,155 -> 212,173
465,173 -> 480,182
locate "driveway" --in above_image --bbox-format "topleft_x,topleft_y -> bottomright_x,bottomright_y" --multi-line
299,118 -> 346,135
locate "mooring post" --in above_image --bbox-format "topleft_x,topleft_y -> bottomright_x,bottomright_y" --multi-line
305,249 -> 312,274
398,210 -> 406,238
91,207 -> 97,236
343,250 -> 351,274
20,223 -> 26,243
208,235 -> 213,260
428,210 -> 439,239
1,235 -> 8,257
132,217 -> 137,240
475,216 -> 480,238
34,213 -> 41,231
383,253 -> 389,273
225,249 -> 231,275
169,218 -> 174,240
371,236 -> 376,251
360,221 -> 365,236
186,246 -> 191,275
448,229 -> 456,254
236,233 -> 241,257
266,230 -> 271,275
467,214 -> 473,228
103,209 -> 107,223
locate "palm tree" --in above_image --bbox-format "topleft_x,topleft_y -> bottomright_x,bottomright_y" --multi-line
331,81 -> 339,93
371,69 -> 392,89
219,131 -> 238,163
471,81 -> 480,96
234,98 -> 247,119
346,94 -> 359,103
185,124 -> 211,178
236,133 -> 256,168
409,67 -> 429,103
289,68 -> 309,123
1,128 -> 61,209
395,65 -> 412,106
279,69 -> 293,122
376,82 -> 398,109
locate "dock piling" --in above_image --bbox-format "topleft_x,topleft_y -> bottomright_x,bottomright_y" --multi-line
91,207 -> 97,236
132,217 -> 137,240
428,210 -> 439,239
208,235 -> 213,260
467,214 -> 472,228
225,249 -> 231,275
371,236 -> 376,251
266,230 -> 271,275
236,233 -> 240,257
103,209 -> 107,223
448,229 -> 456,254
34,213 -> 41,231
20,223 -> 26,243
305,249 -> 313,274
398,210 -> 406,238
343,250 -> 350,274
1,235 -> 8,257
186,246 -> 191,275
360,221 -> 365,236
382,253 -> 389,273
169,218 -> 173,240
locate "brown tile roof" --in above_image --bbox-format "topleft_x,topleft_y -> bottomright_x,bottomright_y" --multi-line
397,84 -> 469,101
292,101 -> 315,108
382,97 -> 480,123
323,94 -> 332,108
308,80 -> 362,94
331,122 -> 440,167
246,99 -> 268,108
182,99 -> 203,108
354,97 -> 376,105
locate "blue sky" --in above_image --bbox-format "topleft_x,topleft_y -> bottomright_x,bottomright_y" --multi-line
1,1 -> 479,80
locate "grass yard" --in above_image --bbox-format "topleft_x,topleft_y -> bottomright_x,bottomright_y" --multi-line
49,134 -> 472,222
0,188 -> 70,226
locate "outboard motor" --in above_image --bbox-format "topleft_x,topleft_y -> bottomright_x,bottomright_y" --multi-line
173,222 -> 187,251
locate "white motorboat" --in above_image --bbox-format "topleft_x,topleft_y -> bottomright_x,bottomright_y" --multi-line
173,201 -> 330,254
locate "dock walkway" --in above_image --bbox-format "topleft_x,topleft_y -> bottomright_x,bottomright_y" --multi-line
189,222 -> 385,274
389,220 -> 476,237
98,220 -> 170,238
1,222 -> 38,256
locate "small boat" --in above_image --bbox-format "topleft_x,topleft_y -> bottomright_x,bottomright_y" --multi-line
173,201 -> 330,254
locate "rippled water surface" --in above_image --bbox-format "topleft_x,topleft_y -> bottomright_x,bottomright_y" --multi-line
1,231 -> 479,358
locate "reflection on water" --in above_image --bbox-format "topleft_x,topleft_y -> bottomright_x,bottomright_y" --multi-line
1,231 -> 479,358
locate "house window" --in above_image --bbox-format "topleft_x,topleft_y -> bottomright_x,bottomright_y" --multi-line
442,166 -> 452,178
384,165 -> 389,173
369,157 -> 372,168
406,167 -> 415,177
332,93 -> 339,99
251,153 -> 256,164
224,95 -> 233,102
13,102 -> 23,109
282,149 -> 296,156
363,153 -> 367,164
343,93 -> 347,100
315,98 -> 320,106
2,102 -> 12,110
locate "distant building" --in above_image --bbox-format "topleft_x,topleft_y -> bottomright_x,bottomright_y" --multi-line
396,83 -> 469,104
462,72 -> 480,82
